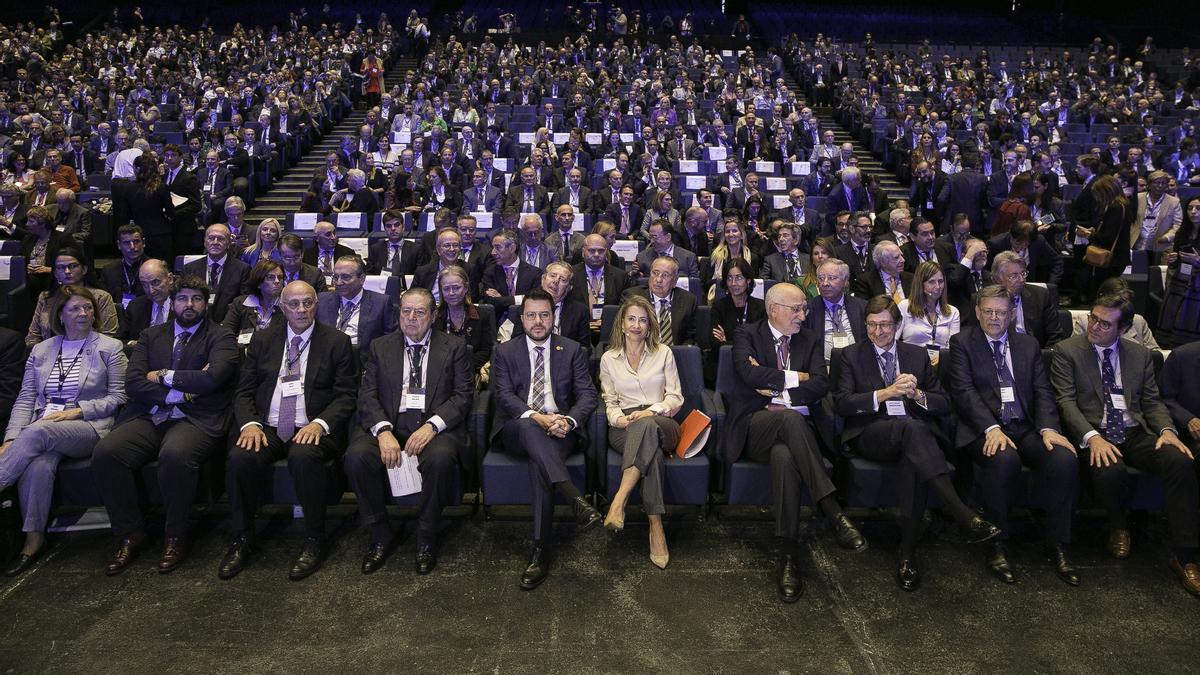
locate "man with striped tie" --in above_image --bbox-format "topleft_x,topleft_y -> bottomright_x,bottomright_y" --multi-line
623,257 -> 697,346
490,289 -> 600,590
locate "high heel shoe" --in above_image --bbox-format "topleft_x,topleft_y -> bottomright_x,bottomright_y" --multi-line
649,529 -> 669,569
603,508 -> 625,533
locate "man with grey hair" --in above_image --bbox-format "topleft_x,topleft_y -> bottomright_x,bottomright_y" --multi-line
853,240 -> 912,302
987,250 -> 1063,347
510,261 -> 592,351
51,187 -> 92,253
112,137 -> 148,179
878,207 -> 913,247
803,258 -> 868,362
330,168 -> 380,214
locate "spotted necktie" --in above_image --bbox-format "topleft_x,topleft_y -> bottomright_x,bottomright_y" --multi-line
1100,347 -> 1125,444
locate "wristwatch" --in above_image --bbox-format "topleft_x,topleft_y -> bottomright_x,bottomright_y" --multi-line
157,369 -> 169,381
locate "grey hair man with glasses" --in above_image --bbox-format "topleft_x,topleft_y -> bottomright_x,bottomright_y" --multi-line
802,258 -> 867,362
987,250 -> 1064,347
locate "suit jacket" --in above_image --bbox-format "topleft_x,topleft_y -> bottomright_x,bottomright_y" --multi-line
938,169 -> 988,228
504,184 -> 550,215
50,203 -> 93,251
101,257 -> 147,304
635,246 -> 700,279
163,167 -> 202,222
1014,284 -> 1065,347
489,334 -> 597,444
1161,342 -> 1200,432
825,184 -> 868,227
4,332 -> 128,442
234,322 -> 358,436
623,286 -> 697,345
196,166 -> 234,203
316,289 -> 397,356
549,186 -> 594,212
1050,335 -> 1176,444
569,263 -> 631,306
480,260 -> 541,317
760,251 -> 813,282
411,260 -> 481,301
357,330 -> 473,441
834,339 -> 951,444
461,184 -> 503,213
723,321 -> 829,462
119,319 -> 240,437
366,238 -> 420,276
302,243 -> 356,271
947,325 -> 1060,447
1132,192 -> 1182,252
901,241 -> 954,273
986,234 -> 1064,287
802,294 -> 868,344
121,295 -> 174,342
182,255 -> 252,323
510,297 -> 592,348
544,230 -> 587,262
605,202 -> 646,237
832,242 -> 875,279
851,270 -> 914,301
282,263 -> 330,294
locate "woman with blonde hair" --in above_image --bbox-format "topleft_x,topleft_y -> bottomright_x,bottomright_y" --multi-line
707,218 -> 759,302
599,295 -> 684,569
240,218 -> 282,266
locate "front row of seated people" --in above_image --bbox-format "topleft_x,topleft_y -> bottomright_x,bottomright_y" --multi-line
1,259 -> 1198,602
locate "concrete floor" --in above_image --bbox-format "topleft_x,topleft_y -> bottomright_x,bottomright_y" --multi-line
0,507 -> 1196,674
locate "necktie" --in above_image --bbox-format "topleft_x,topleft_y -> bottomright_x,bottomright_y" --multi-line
321,251 -> 332,274
888,275 -> 903,304
337,300 -> 355,331
152,331 -> 191,425
389,244 -> 402,276
972,271 -> 982,291
658,300 -> 673,345
505,265 -> 516,295
621,207 -> 630,234
786,253 -> 797,280
152,303 -> 164,326
477,187 -> 484,206
1012,296 -> 1025,333
209,262 -> 220,288
276,335 -> 304,439
408,344 -> 425,389
530,346 -> 547,412
991,340 -> 1020,424
524,188 -> 533,212
525,247 -> 538,267
777,335 -> 790,370
879,351 -> 897,385
1100,347 -> 1126,444
830,304 -> 845,333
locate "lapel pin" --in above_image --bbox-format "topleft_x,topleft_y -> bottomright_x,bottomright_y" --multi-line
555,345 -> 563,351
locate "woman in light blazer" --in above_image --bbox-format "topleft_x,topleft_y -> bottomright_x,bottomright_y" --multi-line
0,286 -> 128,576
599,295 -> 683,569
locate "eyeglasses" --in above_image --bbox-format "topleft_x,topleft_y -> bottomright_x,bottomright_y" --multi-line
263,274 -> 285,283
400,307 -> 429,318
770,302 -> 806,315
979,309 -> 1010,318
1086,313 -> 1114,331
54,262 -> 82,272
283,298 -> 316,309
865,321 -> 895,331
1001,270 -> 1028,281
815,274 -> 843,283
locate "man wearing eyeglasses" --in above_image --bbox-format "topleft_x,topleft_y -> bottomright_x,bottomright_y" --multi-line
831,211 -> 876,281
986,250 -> 1064,347
623,256 -> 697,346
835,295 -> 1001,591
725,283 -> 868,603
803,259 -> 868,363
219,281 -> 358,581
278,233 -> 328,293
1052,293 -> 1199,595
947,285 -> 1080,586
316,255 -> 397,358
634,218 -> 700,279
344,288 -> 473,576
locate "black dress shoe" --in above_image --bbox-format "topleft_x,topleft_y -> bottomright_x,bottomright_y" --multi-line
415,543 -> 436,575
963,516 -> 1002,544
1048,544 -> 1080,587
361,542 -> 390,575
217,535 -> 253,580
777,553 -> 803,603
986,541 -> 1016,584
520,545 -> 549,590
288,538 -> 326,581
4,547 -> 44,577
572,496 -> 603,530
832,514 -> 868,552
105,532 -> 146,576
897,558 -> 921,592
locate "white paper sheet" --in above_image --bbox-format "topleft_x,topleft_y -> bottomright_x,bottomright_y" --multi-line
388,453 -> 423,497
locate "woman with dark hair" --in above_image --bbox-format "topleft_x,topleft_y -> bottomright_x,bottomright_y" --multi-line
1031,171 -> 1068,246
222,260 -> 285,342
6,153 -> 35,191
116,153 -> 174,260
422,166 -> 460,214
387,170 -> 424,215
898,261 -> 960,366
0,286 -> 128,576
19,205 -> 67,300
710,257 -> 766,348
25,247 -> 119,345
1159,196 -> 1200,346
991,173 -> 1034,236
1078,174 -> 1134,297
742,193 -> 766,236
435,265 -> 494,385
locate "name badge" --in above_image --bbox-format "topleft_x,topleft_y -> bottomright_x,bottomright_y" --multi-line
279,374 -> 303,397
591,303 -> 603,320
926,348 -> 940,362
43,397 -> 68,416
208,294 -> 217,307
122,293 -> 135,309
1110,391 -> 1127,410
885,399 -> 907,416
237,330 -> 253,345
831,333 -> 853,349
1182,263 -> 1193,277
1000,386 -> 1016,403
402,386 -> 426,412
379,270 -> 392,277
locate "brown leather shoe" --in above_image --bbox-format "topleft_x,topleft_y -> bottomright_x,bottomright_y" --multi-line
158,537 -> 186,574
1169,558 -> 1200,597
1106,529 -> 1131,559
105,531 -> 146,576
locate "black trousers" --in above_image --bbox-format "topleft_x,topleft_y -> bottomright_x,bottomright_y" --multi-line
92,417 -> 221,538
1090,426 -> 1199,548
225,425 -> 342,539
501,417 -> 575,543
343,432 -> 459,543
850,417 -> 950,520
745,410 -> 835,540
969,420 -> 1078,544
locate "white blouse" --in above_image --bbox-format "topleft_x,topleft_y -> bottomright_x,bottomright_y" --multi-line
897,299 -> 960,350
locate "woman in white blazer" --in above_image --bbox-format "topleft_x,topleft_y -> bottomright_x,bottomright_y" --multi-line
0,286 -> 128,576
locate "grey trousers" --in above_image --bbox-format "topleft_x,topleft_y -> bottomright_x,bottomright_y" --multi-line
745,410 -> 835,540
0,419 -> 99,533
608,416 -> 680,516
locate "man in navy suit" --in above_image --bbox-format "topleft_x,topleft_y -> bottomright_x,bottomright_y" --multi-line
834,296 -> 1000,591
802,259 -> 867,362
461,168 -> 503,214
490,290 -> 601,590
724,283 -> 868,603
344,288 -> 473,575
182,223 -> 252,324
947,286 -> 1079,586
985,219 -> 1063,287
480,229 -> 541,324
366,210 -> 420,277
509,261 -> 592,354
317,256 -> 397,358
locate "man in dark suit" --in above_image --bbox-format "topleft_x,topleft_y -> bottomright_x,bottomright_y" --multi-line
634,220 -> 700,280
909,161 -> 948,231
986,219 -> 1064,287
196,150 -> 234,224
725,283 -> 867,602
1051,294 -> 1199,596
121,259 -> 175,346
461,168 -> 503,214
412,228 -> 480,306
938,155 -> 989,235
834,296 -> 1000,591
759,221 -> 812,283
102,225 -> 148,308
504,166 -> 551,217
569,234 -> 631,329
549,167 -> 593,215
623,257 -> 697,346
303,221 -> 356,280
989,251 -> 1065,347
832,212 -> 875,280
366,211 -> 420,277
92,276 -> 240,575
944,237 -> 991,319
343,287 -> 473,574
772,189 -> 820,245
947,286 -> 1080,586
901,218 -> 954,273
852,241 -> 913,302
604,185 -> 645,238
480,228 -> 541,324
987,152 -> 1021,209
317,255 -> 397,358
543,205 -> 587,263
674,207 -> 714,258
509,262 -> 592,353
825,167 -> 868,229
219,281 -> 358,581
49,188 -> 92,256
803,259 -> 868,362
279,234 -> 328,293
182,223 -> 252,324
1161,342 -> 1200,456
162,144 -> 202,254
490,290 -> 601,590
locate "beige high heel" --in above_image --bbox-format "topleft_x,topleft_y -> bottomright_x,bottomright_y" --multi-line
649,528 -> 669,569
603,508 -> 625,533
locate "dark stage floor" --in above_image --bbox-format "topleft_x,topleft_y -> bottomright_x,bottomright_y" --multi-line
1,506 -> 1196,674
